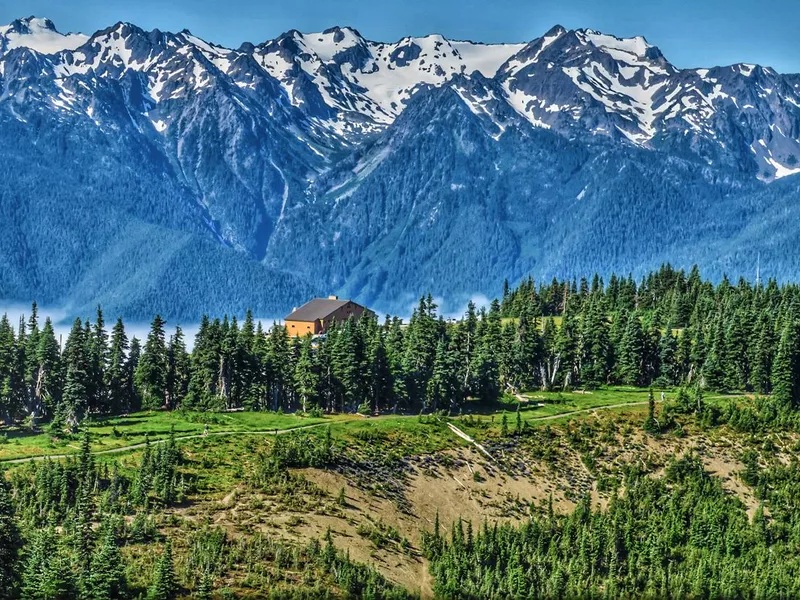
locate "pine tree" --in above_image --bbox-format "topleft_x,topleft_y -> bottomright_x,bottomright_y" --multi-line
472,303 -> 502,404
33,317 -> 62,420
617,313 -> 645,386
702,315 -> 727,391
88,307 -> 109,414
459,301 -> 479,396
294,335 -> 319,413
165,326 -> 190,410
22,527 -> 76,599
771,319 -> 799,410
725,309 -> 750,390
217,316 -> 238,408
148,539 -> 177,600
368,335 -> 394,413
658,322 -> 678,385
0,315 -> 25,424
125,337 -> 142,413
87,525 -> 126,600
236,310 -> 259,408
555,305 -> 580,389
0,472 -> 21,594
106,318 -> 129,415
510,308 -> 543,391
426,336 -> 457,413
75,448 -> 96,593
136,315 -> 168,411
580,300 -> 610,386
267,324 -> 293,412
644,389 -> 658,433
186,316 -> 221,410
689,324 -> 707,383
750,312 -> 774,394
675,328 -> 692,383
196,570 -> 214,600
331,319 -> 365,412
62,318 -> 91,429
24,302 -> 41,418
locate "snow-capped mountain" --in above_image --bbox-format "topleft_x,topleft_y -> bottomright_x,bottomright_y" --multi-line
497,25 -> 800,179
3,17 -> 798,176
249,26 -> 525,137
2,16 -> 800,319
0,16 -> 87,55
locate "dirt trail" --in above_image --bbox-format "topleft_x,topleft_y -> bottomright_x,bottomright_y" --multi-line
526,399 -> 656,422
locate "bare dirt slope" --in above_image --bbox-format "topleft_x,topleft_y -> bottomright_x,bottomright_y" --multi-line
171,419 -> 785,598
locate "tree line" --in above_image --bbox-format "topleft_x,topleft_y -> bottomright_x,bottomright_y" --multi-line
4,265 -> 800,429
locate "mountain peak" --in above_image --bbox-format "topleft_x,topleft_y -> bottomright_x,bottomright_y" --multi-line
542,24 -> 568,39
576,28 -> 665,62
321,25 -> 364,40
8,16 -> 58,34
1,15 -> 87,55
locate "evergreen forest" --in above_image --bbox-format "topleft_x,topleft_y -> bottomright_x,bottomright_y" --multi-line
2,265 -> 800,598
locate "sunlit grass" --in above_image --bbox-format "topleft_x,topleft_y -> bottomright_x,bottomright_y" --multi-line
0,386 -> 750,462
0,410 -> 333,462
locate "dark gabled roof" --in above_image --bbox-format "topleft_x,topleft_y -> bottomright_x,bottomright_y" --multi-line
285,298 -> 350,322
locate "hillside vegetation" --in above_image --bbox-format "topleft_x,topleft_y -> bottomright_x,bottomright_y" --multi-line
2,267 -> 800,597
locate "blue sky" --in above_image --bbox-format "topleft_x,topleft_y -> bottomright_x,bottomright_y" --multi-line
3,0 -> 799,72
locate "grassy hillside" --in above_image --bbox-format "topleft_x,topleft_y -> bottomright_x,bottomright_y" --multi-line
3,388 -> 791,598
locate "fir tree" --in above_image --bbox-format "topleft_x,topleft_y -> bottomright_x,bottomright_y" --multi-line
771,319 -> 799,410
644,389 -> 658,433
0,472 -> 21,595
617,313 -> 645,386
148,539 -> 177,600
62,318 -> 91,429
294,335 -> 319,413
165,326 -> 190,410
87,525 -> 126,600
106,318 -> 129,415
136,315 -> 168,411
125,337 -> 142,413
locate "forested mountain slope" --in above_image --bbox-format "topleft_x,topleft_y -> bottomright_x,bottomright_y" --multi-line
1,16 -> 800,319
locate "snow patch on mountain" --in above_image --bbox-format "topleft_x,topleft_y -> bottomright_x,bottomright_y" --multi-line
449,40 -> 526,77
0,17 -> 87,55
2,16 -> 800,181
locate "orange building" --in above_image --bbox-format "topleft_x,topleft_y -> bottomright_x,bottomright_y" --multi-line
284,296 -> 372,336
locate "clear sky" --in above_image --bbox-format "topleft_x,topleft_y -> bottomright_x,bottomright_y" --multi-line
3,0 -> 799,73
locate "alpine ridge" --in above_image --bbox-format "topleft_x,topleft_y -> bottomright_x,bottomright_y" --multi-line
2,16 -> 800,319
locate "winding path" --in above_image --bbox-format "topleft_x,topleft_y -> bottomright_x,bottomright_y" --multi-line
524,399 -> 656,422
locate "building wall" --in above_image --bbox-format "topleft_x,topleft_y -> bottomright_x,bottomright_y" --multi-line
286,301 -> 371,337
285,319 -> 319,336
